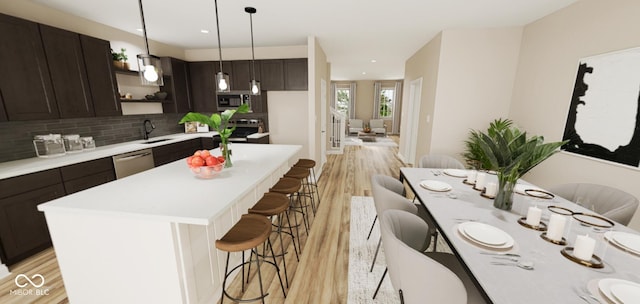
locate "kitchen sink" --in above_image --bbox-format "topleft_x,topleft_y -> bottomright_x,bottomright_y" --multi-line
141,138 -> 172,144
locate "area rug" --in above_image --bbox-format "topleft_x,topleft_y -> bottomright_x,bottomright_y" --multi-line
344,137 -> 398,147
348,196 -> 399,303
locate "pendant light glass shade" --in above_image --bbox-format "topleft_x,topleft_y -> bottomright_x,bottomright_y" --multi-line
214,0 -> 230,92
245,7 -> 260,96
136,0 -> 163,86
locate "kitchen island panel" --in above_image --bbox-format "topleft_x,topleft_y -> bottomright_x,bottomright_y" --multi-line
44,211 -> 183,304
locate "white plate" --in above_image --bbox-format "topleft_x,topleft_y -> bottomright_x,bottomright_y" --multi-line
612,232 -> 640,255
598,278 -> 640,304
420,180 -> 452,192
458,222 -> 513,247
611,284 -> 640,304
443,169 -> 468,178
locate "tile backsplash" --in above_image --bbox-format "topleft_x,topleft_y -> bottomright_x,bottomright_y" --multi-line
0,113 -> 186,163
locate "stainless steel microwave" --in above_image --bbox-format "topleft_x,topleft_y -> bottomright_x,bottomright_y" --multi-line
217,91 -> 250,111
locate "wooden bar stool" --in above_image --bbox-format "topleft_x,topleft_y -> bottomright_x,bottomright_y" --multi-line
215,214 -> 286,304
269,177 -> 306,254
294,159 -> 321,211
285,166 -> 316,217
248,192 -> 296,288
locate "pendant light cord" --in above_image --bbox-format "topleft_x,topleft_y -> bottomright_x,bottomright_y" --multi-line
138,0 -> 150,55
215,0 -> 224,72
249,12 -> 256,79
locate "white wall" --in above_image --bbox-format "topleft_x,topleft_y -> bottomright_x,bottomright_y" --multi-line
509,0 -> 640,230
431,28 -> 522,159
184,45 -> 307,61
401,28 -> 523,165
267,91 -> 310,159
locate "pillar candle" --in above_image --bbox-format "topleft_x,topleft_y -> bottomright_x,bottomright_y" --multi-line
467,171 -> 477,183
546,213 -> 566,241
526,206 -> 542,226
573,234 -> 596,261
485,182 -> 498,197
475,173 -> 486,190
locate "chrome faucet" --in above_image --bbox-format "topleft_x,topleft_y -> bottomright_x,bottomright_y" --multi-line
143,119 -> 155,140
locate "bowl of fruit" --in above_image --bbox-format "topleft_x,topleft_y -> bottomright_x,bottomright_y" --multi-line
186,150 -> 226,179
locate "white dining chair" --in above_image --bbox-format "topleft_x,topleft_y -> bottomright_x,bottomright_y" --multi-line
380,209 -> 487,304
549,183 -> 639,226
370,175 -> 417,272
418,154 -> 466,169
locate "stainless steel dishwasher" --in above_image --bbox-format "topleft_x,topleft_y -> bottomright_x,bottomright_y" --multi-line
112,148 -> 154,179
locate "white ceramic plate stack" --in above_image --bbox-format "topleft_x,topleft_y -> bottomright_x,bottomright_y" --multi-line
604,231 -> 640,255
458,222 -> 514,249
597,278 -> 640,304
420,180 -> 452,192
443,169 -> 468,178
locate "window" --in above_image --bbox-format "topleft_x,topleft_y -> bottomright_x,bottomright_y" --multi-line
379,87 -> 394,118
335,86 -> 351,116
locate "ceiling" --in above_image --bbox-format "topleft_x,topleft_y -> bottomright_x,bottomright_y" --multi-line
33,0 -> 578,81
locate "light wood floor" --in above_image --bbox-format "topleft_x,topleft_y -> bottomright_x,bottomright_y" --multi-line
0,137 -> 405,304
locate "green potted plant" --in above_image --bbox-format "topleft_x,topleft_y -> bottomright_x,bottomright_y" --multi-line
111,48 -> 128,70
178,104 -> 250,168
463,118 -> 566,210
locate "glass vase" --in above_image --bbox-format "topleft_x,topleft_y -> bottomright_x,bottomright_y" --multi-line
219,139 -> 232,168
494,173 -> 516,211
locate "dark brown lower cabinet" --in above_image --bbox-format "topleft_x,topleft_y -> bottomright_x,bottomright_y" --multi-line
152,139 -> 202,167
60,157 -> 115,194
0,170 -> 64,266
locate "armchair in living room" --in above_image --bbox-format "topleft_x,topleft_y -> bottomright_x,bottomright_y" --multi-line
348,119 -> 364,135
369,119 -> 386,136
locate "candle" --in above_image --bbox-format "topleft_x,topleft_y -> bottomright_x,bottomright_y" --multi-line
467,171 -> 477,183
485,182 -> 498,197
475,173 -> 486,190
573,234 -> 596,261
546,213 -> 566,241
526,206 -> 542,226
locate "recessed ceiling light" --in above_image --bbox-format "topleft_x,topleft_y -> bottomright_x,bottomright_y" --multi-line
136,28 -> 143,32
200,29 -> 210,34
362,72 -> 367,75
370,59 -> 377,63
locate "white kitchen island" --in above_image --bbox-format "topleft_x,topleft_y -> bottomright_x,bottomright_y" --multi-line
38,144 -> 301,304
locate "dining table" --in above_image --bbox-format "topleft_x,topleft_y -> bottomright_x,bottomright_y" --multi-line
400,167 -> 640,304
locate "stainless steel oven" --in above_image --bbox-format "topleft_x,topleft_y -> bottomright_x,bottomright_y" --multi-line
112,149 -> 154,179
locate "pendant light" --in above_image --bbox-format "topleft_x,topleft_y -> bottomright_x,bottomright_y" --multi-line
214,0 -> 230,92
136,0 -> 163,86
245,7 -> 260,95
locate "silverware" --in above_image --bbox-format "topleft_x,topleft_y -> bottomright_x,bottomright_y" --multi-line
578,293 -> 601,304
480,252 -> 520,257
490,261 -> 534,270
492,256 -> 519,262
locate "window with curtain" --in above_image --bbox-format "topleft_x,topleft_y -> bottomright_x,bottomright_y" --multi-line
379,87 -> 395,118
332,82 -> 356,119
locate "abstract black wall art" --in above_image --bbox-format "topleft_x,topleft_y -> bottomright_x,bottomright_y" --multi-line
562,47 -> 640,167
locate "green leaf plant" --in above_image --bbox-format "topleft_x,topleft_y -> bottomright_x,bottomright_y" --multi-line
178,103 -> 250,141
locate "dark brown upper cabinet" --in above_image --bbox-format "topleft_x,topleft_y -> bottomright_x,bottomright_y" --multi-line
232,60 -> 261,92
80,35 -> 121,117
284,58 -> 308,90
40,25 -> 94,118
0,13 -> 59,121
161,57 -> 192,113
188,61 -> 217,112
259,59 -> 285,91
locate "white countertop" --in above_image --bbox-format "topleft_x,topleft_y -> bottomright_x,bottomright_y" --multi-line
0,132 -> 218,180
37,144 -> 301,225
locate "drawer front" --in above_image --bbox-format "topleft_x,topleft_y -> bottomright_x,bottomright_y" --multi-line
64,170 -> 116,194
0,169 -> 62,199
60,157 -> 114,181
